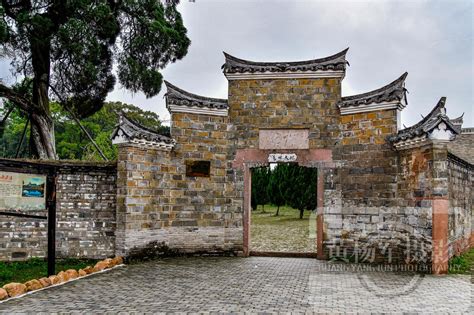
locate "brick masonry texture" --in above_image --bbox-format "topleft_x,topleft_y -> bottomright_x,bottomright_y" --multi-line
115,141 -> 242,256
448,133 -> 474,164
0,160 -> 116,261
55,167 -> 116,259
447,155 -> 473,257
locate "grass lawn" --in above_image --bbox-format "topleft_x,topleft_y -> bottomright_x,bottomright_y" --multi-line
251,205 -> 316,253
449,248 -> 474,274
0,257 -> 98,287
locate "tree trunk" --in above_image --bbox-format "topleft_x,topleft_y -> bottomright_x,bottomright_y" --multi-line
299,209 -> 304,219
30,114 -> 57,159
275,205 -> 280,216
29,31 -> 57,159
261,204 -> 265,213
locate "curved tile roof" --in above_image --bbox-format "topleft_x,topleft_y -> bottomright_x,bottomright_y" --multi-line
450,113 -> 464,133
451,113 -> 464,125
338,72 -> 408,108
165,81 -> 228,109
388,97 -> 459,143
222,48 -> 349,74
111,114 -> 175,145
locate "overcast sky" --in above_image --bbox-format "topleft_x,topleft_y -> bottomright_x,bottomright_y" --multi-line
2,0 -> 473,127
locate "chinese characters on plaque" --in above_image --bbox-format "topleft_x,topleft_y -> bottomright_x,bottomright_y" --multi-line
268,153 -> 297,163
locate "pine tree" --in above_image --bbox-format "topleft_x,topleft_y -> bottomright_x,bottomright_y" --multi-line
285,164 -> 317,219
251,167 -> 270,212
267,163 -> 288,216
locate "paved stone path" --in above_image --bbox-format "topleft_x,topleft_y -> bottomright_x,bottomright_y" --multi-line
0,257 -> 472,313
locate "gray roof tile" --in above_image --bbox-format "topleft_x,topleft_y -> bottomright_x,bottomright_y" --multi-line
165,81 -> 228,109
111,114 -> 174,144
338,72 -> 408,109
222,48 -> 349,74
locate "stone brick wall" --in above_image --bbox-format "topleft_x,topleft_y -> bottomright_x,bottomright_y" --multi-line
56,165 -> 117,259
115,137 -> 243,257
336,109 -> 399,205
0,212 -> 48,261
448,131 -> 474,164
323,108 -> 413,263
447,153 -> 473,257
228,78 -> 342,150
0,160 -> 116,261
170,112 -> 234,214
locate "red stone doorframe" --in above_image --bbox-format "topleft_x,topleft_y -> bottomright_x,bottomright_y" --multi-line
316,169 -> 325,259
243,165 -> 251,256
233,149 -> 333,258
432,198 -> 449,275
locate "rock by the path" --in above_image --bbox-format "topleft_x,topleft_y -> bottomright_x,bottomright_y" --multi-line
0,288 -> 8,300
3,282 -> 27,297
38,277 -> 52,288
48,275 -> 60,285
24,279 -> 43,292
65,269 -> 79,280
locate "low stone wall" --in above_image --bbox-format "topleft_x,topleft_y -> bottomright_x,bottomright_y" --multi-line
0,159 -> 117,261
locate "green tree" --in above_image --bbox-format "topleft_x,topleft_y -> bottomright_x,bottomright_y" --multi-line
267,163 -> 289,216
251,166 -> 270,212
0,0 -> 190,159
0,101 -> 168,160
285,164 -> 318,219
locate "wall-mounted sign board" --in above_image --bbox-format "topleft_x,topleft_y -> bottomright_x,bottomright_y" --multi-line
186,160 -> 211,177
0,171 -> 46,211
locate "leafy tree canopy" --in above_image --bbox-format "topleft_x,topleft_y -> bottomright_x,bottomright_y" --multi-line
0,100 -> 169,161
0,0 -> 190,159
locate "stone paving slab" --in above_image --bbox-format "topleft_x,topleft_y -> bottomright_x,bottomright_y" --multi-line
0,257 -> 472,313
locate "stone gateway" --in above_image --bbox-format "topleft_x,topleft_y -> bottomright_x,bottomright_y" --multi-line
1,48 -> 470,275
111,48 -> 473,274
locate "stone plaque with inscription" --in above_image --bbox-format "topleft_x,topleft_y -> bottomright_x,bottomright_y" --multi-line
0,171 -> 46,211
259,129 -> 309,150
268,153 -> 298,163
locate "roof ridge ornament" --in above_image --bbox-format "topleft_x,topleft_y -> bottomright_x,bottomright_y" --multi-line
222,48 -> 349,80
389,97 -> 460,150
